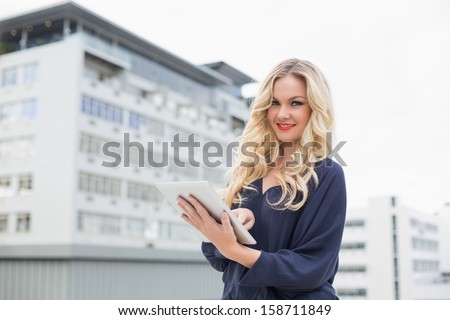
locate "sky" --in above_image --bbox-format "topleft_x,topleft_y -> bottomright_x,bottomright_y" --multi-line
1,0 -> 450,214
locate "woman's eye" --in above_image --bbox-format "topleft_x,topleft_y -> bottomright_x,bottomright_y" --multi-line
292,101 -> 304,106
271,100 -> 280,106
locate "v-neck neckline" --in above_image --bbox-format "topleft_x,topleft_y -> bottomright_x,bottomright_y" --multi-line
258,177 -> 281,196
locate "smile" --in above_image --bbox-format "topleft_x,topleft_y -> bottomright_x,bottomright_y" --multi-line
276,123 -> 296,131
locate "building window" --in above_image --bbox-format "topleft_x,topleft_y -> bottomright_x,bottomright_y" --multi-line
129,111 -> 164,136
21,99 -> 38,119
0,176 -> 11,188
412,237 -> 439,252
79,172 -> 121,197
128,182 -> 162,202
16,137 -> 35,158
413,259 -> 440,272
410,218 -> 438,234
168,222 -> 196,241
345,219 -> 365,228
12,136 -> 35,159
16,213 -> 31,233
23,63 -> 39,84
338,265 -> 367,273
340,242 -> 366,251
0,215 -> 8,233
78,211 -> 121,235
126,217 -> 145,237
0,176 -> 13,197
18,174 -> 33,194
0,99 -> 38,123
80,133 -> 110,156
0,140 -> 11,160
426,223 -> 438,233
129,111 -> 143,129
0,102 -> 19,123
81,95 -> 123,124
337,288 -> 367,298
0,137 -> 35,161
2,66 -> 18,87
80,133 -> 97,154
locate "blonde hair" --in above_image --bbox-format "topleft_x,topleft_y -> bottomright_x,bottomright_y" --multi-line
223,58 -> 334,211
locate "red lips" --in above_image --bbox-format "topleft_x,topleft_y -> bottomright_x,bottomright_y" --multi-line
276,123 -> 296,131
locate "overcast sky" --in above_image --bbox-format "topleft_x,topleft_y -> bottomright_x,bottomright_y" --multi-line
1,0 -> 450,214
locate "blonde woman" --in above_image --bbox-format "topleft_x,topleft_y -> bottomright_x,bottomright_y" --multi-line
178,58 -> 346,299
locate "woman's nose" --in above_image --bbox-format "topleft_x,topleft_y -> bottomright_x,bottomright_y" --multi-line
277,105 -> 290,120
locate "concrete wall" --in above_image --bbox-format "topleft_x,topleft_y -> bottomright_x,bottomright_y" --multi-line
0,245 -> 223,299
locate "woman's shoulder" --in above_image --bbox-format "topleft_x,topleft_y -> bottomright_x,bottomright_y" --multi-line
302,158 -> 346,202
312,157 -> 345,180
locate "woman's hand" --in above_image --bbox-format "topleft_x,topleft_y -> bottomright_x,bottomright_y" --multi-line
177,195 -> 239,255
231,208 -> 255,231
178,195 -> 261,269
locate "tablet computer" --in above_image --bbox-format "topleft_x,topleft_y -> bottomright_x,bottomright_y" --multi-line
155,181 -> 257,245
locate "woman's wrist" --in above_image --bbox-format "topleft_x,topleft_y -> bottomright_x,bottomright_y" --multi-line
220,243 -> 261,269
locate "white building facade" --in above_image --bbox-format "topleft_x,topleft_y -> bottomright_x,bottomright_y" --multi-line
0,2 -> 252,250
334,196 -> 450,299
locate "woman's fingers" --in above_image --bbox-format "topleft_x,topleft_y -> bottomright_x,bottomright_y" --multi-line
220,211 -> 234,235
178,195 -> 217,231
177,197 -> 202,227
186,195 -> 214,222
231,208 -> 255,230
179,196 -> 239,246
180,214 -> 200,230
243,218 -> 255,230
234,211 -> 246,225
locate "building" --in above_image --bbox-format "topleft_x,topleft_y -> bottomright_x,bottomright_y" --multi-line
0,1 -> 254,299
0,1 -> 254,249
334,196 -> 450,299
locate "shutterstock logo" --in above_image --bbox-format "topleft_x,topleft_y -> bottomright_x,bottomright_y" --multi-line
101,132 -> 347,168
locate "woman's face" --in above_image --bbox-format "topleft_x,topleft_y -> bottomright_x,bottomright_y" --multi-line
267,74 -> 312,144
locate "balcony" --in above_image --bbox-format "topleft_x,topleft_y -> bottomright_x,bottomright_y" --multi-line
81,32 -> 131,70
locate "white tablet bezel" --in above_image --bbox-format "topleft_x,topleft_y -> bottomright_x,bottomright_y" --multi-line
155,181 -> 257,245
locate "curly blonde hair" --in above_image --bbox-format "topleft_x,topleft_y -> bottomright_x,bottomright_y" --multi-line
223,58 -> 334,211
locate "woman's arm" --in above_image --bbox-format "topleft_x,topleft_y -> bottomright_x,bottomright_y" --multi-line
201,242 -> 229,272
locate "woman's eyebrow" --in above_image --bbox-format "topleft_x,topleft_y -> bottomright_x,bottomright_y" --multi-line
272,95 -> 306,100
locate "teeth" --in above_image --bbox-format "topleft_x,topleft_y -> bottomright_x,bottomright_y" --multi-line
278,124 -> 294,127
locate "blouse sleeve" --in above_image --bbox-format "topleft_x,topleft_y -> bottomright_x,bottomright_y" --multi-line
238,162 -> 347,291
201,241 -> 230,272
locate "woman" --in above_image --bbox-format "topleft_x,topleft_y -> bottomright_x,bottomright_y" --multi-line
177,58 -> 346,299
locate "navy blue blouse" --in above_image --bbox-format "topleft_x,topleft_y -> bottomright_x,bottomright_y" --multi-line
201,158 -> 347,300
